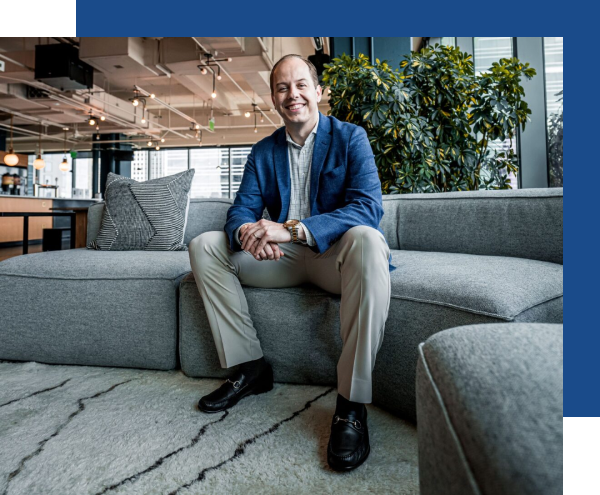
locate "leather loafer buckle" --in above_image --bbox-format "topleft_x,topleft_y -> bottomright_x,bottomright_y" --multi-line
226,378 -> 241,389
333,415 -> 362,429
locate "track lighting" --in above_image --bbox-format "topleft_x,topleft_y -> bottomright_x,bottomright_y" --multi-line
155,145 -> 160,151
100,116 -> 106,121
198,53 -> 231,100
58,128 -> 70,172
3,115 -> 19,166
147,140 -> 152,146
252,103 -> 260,134
245,111 -> 251,118
87,109 -> 96,126
141,117 -> 146,124
129,88 -> 146,108
33,128 -> 45,170
150,93 -> 156,99
161,138 -> 165,143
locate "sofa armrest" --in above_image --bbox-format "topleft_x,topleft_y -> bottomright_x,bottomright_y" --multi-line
86,202 -> 105,246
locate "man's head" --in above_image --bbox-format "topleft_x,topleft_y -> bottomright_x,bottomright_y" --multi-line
270,54 -> 322,128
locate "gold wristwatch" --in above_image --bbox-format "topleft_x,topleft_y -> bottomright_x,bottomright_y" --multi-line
283,219 -> 301,243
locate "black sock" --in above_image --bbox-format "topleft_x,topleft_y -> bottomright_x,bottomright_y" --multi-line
335,393 -> 366,419
239,356 -> 267,379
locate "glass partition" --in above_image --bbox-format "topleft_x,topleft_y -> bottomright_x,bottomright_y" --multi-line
544,37 -> 563,187
474,37 -> 518,189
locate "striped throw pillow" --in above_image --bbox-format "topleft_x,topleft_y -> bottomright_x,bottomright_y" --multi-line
87,169 -> 195,251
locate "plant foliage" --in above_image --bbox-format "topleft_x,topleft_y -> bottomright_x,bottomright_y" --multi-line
322,45 -> 536,193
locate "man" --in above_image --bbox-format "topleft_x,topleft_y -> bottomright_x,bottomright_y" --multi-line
188,54 -> 395,472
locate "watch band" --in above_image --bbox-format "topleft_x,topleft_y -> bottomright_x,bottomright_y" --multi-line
284,220 -> 301,243
291,224 -> 299,243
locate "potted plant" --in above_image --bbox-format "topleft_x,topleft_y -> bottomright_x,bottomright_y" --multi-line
322,45 -> 536,193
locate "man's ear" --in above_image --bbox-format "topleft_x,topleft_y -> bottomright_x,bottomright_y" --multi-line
316,84 -> 323,103
271,92 -> 276,107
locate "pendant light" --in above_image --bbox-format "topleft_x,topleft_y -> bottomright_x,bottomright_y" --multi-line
3,115 -> 19,166
197,53 -> 232,100
252,103 -> 258,133
33,127 -> 46,170
59,128 -> 69,172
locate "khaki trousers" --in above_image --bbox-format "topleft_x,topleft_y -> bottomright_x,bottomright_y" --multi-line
188,225 -> 391,403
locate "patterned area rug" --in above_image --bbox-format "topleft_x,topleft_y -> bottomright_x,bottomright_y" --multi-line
0,361 -> 419,494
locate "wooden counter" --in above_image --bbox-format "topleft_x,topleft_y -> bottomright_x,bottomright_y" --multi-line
0,197 -> 53,243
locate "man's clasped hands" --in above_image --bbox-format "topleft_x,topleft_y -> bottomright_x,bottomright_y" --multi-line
239,219 -> 292,262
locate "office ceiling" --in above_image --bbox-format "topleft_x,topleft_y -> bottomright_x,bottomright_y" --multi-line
0,37 -> 330,152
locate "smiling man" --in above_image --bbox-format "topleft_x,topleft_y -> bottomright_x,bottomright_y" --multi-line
188,54 -> 395,472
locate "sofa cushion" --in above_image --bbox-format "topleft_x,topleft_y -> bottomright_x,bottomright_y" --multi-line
0,249 -> 191,370
88,170 -> 195,251
416,323 -> 563,495
389,250 -> 563,320
179,249 -> 562,421
0,248 -> 192,280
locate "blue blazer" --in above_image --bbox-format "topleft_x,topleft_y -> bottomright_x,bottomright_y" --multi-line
225,112 -> 396,272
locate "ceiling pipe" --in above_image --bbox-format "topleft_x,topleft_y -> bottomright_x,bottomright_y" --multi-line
0,123 -> 78,144
190,38 -> 279,129
0,73 -> 188,140
134,85 -> 211,134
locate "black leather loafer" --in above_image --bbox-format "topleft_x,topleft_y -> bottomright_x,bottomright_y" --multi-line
327,407 -> 370,471
198,363 -> 274,413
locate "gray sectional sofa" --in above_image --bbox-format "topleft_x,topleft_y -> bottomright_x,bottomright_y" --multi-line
0,187 -> 563,422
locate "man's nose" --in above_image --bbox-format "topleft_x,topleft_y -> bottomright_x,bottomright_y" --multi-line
288,85 -> 300,98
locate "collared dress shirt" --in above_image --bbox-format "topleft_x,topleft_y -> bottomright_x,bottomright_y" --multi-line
236,115 -> 319,251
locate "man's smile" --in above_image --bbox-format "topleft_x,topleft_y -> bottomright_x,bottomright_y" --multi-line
285,103 -> 306,112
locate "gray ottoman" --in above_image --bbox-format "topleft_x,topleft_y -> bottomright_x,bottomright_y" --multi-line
416,323 -> 563,495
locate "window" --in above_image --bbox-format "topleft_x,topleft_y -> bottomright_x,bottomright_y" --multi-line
230,147 -> 252,197
117,146 -> 254,199
149,148 -> 188,180
29,153 -> 73,198
189,148 -> 230,198
73,157 -> 93,199
544,37 -> 563,187
474,37 -> 519,189
131,150 -> 148,182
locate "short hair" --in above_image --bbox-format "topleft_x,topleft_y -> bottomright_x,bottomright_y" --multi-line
270,54 -> 320,94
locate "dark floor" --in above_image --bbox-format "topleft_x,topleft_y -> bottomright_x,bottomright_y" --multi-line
0,240 -> 72,262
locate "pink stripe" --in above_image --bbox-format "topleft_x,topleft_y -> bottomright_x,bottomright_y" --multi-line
563,437 -> 600,446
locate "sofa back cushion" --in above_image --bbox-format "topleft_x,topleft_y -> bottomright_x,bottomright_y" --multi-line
183,198 -> 233,244
382,187 -> 563,265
